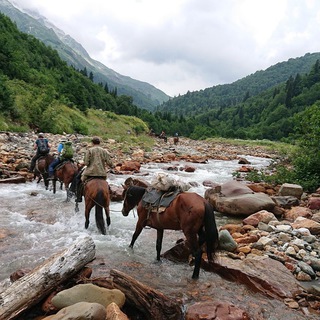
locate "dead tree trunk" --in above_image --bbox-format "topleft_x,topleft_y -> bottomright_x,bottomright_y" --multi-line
0,237 -> 95,320
92,269 -> 183,320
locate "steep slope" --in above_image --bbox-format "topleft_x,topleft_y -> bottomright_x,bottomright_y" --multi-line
0,0 -> 170,110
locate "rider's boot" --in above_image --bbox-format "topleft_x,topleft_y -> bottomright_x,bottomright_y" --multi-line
76,182 -> 83,203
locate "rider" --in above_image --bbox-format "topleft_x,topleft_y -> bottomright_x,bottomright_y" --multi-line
75,136 -> 114,203
47,139 -> 66,179
29,133 -> 51,172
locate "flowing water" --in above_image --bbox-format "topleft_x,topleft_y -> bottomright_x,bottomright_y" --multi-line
1,156 -> 312,319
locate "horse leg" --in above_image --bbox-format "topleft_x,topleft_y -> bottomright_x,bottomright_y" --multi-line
53,180 -> 57,194
192,248 -> 203,279
186,232 -> 202,279
43,173 -> 49,190
105,207 -> 111,227
129,220 -> 145,248
65,184 -> 71,202
85,201 -> 92,229
156,229 -> 164,261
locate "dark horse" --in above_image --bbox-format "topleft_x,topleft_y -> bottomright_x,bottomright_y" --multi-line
34,154 -> 54,190
121,185 -> 219,279
76,178 -> 111,235
52,160 -> 78,201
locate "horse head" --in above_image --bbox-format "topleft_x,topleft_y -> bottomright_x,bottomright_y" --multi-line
121,185 -> 146,216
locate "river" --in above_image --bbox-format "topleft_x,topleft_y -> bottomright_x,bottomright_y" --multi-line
0,156 -> 313,319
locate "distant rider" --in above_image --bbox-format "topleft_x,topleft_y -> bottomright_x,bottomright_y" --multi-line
29,133 -> 51,172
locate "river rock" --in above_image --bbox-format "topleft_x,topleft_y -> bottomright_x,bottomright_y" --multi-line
218,229 -> 238,252
211,193 -> 276,216
205,180 -> 276,216
307,197 -> 320,210
51,283 -> 125,309
279,183 -> 303,199
209,255 -> 302,299
43,302 -> 106,320
243,210 -> 277,227
284,206 -> 313,221
291,217 -> 320,235
106,302 -> 129,320
186,301 -> 249,320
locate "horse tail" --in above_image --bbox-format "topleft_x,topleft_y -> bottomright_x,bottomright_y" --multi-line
95,189 -> 106,235
204,201 -> 219,262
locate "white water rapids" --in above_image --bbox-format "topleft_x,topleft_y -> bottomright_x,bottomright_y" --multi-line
0,156 -> 270,290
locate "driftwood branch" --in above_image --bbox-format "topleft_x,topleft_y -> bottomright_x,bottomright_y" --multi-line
91,269 -> 182,320
0,237 -> 95,320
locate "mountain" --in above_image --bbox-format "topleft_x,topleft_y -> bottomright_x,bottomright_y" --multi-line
0,0 -> 170,111
157,52 -> 320,116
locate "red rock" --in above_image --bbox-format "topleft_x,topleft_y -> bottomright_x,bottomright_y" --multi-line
186,301 -> 250,320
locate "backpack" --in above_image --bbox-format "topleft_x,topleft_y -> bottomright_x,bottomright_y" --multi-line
38,138 -> 49,154
61,141 -> 74,159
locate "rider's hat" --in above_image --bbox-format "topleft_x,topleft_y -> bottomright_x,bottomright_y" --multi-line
92,136 -> 101,144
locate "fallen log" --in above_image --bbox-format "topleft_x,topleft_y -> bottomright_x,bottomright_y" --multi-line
0,176 -> 26,184
91,269 -> 183,320
0,236 -> 95,320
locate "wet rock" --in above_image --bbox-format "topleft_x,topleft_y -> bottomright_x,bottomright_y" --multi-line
186,301 -> 250,320
210,255 -> 302,299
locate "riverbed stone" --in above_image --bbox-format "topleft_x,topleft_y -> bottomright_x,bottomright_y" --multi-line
106,302 -> 129,320
186,301 -> 249,320
51,283 -> 125,309
208,254 -> 302,299
279,183 -> 303,199
218,229 -> 238,252
43,302 -> 106,320
291,217 -> 320,235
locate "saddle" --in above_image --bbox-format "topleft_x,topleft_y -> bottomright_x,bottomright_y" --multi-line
141,187 -> 182,213
55,159 -> 74,171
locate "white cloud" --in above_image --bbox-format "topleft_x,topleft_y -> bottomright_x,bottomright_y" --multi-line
9,0 -> 320,96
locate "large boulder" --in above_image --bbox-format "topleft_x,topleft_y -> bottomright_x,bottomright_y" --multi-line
205,180 -> 276,216
51,283 -> 125,309
209,255 -> 302,299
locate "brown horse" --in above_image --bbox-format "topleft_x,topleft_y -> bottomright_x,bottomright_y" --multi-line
173,136 -> 179,145
77,178 -> 111,235
52,160 -> 78,201
34,154 -> 55,190
121,185 -> 219,279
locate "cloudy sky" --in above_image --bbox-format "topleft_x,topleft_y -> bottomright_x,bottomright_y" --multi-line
10,0 -> 320,97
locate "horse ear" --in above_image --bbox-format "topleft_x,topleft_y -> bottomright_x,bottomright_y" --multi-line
122,184 -> 127,189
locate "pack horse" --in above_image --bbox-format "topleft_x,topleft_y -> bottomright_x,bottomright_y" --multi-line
121,185 -> 219,279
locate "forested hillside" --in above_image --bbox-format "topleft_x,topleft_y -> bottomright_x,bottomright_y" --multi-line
0,0 -> 170,110
158,52 -> 320,117
0,13 -> 153,134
